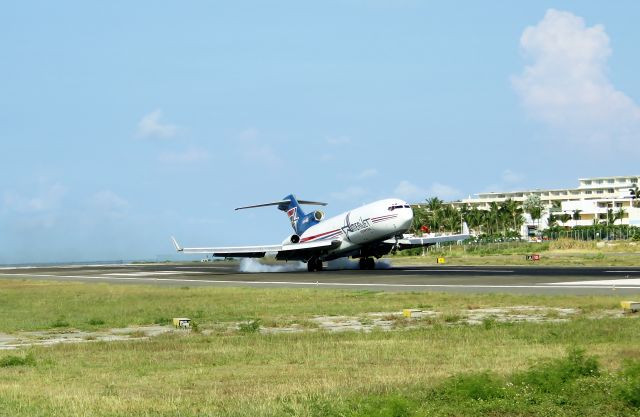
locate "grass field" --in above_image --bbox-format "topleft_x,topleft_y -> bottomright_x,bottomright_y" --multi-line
1,279 -> 640,416
391,239 -> 640,266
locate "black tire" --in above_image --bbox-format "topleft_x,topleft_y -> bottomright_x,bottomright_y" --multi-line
359,258 -> 369,270
315,258 -> 324,271
307,259 -> 316,272
366,258 -> 375,270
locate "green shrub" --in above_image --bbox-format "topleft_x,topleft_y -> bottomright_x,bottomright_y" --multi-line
438,371 -> 505,401
87,318 -> 105,326
50,318 -> 70,328
617,360 -> 640,407
513,348 -> 599,393
239,319 -> 261,334
350,394 -> 412,417
154,317 -> 171,325
0,353 -> 35,368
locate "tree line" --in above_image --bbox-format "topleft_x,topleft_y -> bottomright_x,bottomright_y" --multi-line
412,186 -> 640,241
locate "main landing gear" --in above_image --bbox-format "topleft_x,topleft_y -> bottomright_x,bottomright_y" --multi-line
359,257 -> 375,270
307,257 -> 324,272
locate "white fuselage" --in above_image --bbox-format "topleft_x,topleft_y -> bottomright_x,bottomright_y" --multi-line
295,198 -> 413,259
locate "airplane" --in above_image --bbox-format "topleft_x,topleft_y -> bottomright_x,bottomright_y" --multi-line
171,194 -> 470,272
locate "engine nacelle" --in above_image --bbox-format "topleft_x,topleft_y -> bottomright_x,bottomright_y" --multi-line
282,234 -> 300,245
313,210 -> 324,221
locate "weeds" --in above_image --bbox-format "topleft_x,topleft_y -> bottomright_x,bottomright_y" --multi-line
617,360 -> 640,407
239,319 -> 261,333
50,318 -> 70,328
0,352 -> 35,368
512,348 -> 599,393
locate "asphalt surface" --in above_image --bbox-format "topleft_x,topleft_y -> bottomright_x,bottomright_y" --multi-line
2,262 -> 640,295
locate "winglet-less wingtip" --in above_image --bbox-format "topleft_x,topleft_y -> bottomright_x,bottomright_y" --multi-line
171,236 -> 183,252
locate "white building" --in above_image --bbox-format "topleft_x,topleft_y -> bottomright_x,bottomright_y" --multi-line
452,175 -> 640,235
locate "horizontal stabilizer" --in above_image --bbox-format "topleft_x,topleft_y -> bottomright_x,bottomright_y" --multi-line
235,198 -> 327,211
171,236 -> 183,252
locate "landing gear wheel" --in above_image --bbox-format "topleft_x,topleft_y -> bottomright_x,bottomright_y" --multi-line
307,257 -> 323,272
359,258 -> 375,270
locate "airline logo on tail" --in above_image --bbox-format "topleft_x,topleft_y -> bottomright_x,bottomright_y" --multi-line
287,207 -> 298,229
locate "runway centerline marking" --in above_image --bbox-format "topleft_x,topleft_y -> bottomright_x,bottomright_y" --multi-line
392,269 -> 514,273
3,273 -> 640,290
550,278 -> 640,286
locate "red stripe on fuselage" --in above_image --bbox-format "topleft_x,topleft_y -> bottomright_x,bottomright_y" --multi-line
300,228 -> 341,242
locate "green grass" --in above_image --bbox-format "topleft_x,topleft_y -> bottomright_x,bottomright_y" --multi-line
0,279 -> 639,416
0,279 -> 623,333
392,239 -> 640,266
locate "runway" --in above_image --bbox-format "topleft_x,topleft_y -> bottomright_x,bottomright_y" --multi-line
2,262 -> 640,295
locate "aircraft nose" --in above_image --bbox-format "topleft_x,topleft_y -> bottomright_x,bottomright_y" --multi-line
399,207 -> 413,231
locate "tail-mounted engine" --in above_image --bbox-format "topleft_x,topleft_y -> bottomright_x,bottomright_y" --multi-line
283,234 -> 300,245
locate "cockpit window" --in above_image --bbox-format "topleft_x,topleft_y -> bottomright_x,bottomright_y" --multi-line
388,204 -> 405,211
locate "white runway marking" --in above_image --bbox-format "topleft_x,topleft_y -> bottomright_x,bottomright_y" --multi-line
102,271 -> 207,277
393,268 -> 514,273
2,273 -> 640,290
550,278 -> 640,287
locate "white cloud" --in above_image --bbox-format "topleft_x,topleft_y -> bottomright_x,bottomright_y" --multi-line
136,109 -> 179,139
158,148 -> 210,163
89,190 -> 129,219
237,128 -> 282,168
326,135 -> 352,146
331,186 -> 368,201
3,183 -> 66,213
90,190 -> 129,211
428,182 -> 461,200
512,9 -> 640,150
357,168 -> 378,180
394,180 -> 426,201
393,180 -> 460,202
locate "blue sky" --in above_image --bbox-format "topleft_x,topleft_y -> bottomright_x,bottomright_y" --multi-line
2,1 -> 640,263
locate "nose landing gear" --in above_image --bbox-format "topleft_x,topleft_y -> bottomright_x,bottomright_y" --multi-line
307,257 -> 324,272
358,257 -> 375,270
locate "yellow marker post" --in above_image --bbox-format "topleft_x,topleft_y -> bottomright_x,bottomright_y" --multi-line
173,318 -> 191,328
621,301 -> 640,313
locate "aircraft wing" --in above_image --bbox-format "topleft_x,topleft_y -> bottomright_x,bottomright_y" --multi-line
171,237 -> 341,261
384,223 -> 471,250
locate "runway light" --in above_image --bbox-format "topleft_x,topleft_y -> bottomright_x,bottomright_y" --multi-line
403,309 -> 422,318
173,318 -> 191,328
621,301 -> 640,313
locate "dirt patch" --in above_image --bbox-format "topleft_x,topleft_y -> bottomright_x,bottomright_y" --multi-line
0,325 -> 174,350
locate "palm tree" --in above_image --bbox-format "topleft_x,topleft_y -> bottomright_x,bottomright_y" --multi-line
502,198 -> 522,232
466,207 -> 485,235
524,195 -> 543,232
547,213 -> 558,228
572,209 -> 582,227
615,207 -> 626,225
559,213 -> 572,226
425,197 -> 444,212
488,202 -> 501,235
629,184 -> 640,208
606,209 -> 616,225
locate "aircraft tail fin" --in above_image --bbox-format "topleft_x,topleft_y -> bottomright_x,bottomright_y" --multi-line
235,194 -> 327,235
